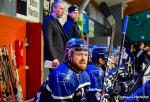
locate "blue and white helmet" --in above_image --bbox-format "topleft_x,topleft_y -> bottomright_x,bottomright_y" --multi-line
92,44 -> 108,63
64,38 -> 88,62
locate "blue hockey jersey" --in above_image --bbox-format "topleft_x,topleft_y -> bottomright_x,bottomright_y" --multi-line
34,63 -> 90,102
85,64 -> 105,102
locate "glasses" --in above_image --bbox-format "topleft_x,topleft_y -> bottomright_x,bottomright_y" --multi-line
73,52 -> 88,57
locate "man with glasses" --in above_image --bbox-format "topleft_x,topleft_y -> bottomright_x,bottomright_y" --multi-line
34,38 -> 90,102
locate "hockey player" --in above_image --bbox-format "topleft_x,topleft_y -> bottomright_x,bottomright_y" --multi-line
85,45 -> 106,102
34,38 -> 90,102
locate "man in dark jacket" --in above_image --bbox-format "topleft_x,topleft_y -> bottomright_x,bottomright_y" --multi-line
63,5 -> 81,39
42,1 -> 68,68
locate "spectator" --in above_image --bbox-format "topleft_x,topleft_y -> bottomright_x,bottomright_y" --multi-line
63,5 -> 81,39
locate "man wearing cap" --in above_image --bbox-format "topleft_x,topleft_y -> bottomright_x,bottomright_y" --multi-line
63,5 -> 81,39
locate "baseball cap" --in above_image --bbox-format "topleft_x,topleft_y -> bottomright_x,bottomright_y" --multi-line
68,5 -> 79,13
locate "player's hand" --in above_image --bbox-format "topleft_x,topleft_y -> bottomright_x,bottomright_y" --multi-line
52,59 -> 59,67
107,56 -> 116,69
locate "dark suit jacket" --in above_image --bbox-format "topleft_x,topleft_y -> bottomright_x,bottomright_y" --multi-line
42,15 -> 68,62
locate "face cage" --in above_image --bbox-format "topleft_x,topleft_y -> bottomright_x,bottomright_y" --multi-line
65,47 -> 88,62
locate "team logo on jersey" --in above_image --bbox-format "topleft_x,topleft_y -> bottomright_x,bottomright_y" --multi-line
56,72 -> 71,84
91,70 -> 102,79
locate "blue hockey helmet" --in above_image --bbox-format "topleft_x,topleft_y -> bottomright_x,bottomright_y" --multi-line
64,38 -> 88,61
91,44 -> 108,63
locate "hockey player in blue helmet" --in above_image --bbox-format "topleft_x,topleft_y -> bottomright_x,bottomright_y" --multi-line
91,44 -> 108,71
34,38 -> 90,102
85,44 -> 106,102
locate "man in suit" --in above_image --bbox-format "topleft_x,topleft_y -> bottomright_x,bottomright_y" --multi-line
42,1 -> 68,69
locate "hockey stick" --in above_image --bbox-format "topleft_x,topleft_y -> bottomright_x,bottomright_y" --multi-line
0,62 -> 2,101
110,16 -> 129,87
100,2 -> 116,58
0,47 -> 11,101
2,46 -> 16,101
99,2 -> 116,102
0,48 -> 5,102
117,16 -> 129,67
127,62 -> 150,96
10,44 -> 24,102
0,48 -> 10,102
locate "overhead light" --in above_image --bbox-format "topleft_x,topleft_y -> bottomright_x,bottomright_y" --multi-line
146,14 -> 150,18
141,36 -> 145,40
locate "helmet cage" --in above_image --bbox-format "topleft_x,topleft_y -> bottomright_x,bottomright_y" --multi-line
64,38 -> 88,62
